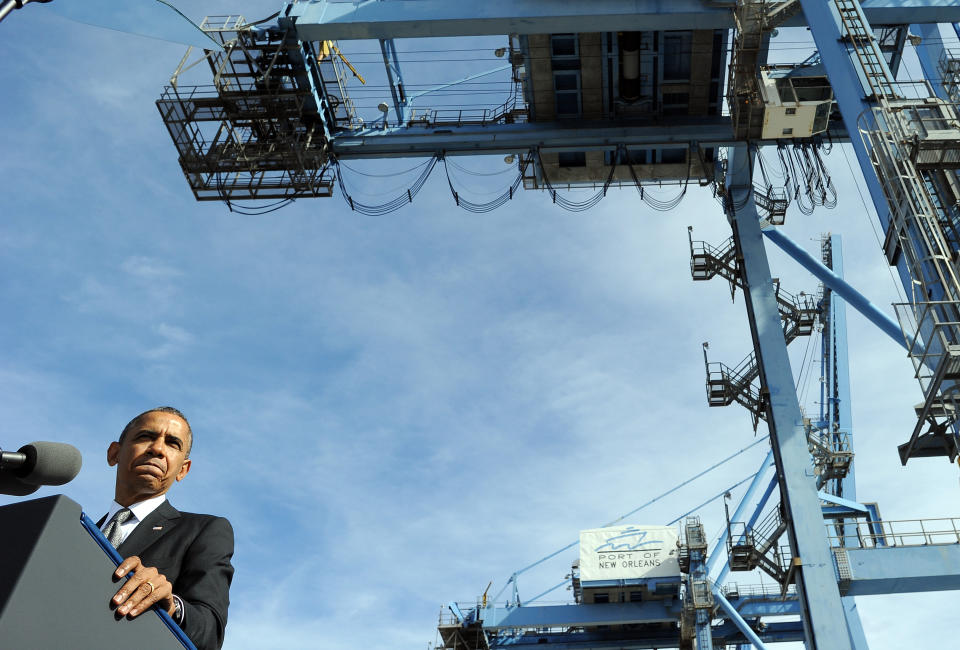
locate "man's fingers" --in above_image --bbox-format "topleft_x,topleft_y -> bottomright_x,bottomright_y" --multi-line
126,581 -> 173,617
113,565 -> 156,608
116,568 -> 173,618
114,555 -> 143,579
110,556 -> 175,619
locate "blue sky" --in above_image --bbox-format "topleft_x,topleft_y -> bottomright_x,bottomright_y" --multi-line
1,3 -> 958,649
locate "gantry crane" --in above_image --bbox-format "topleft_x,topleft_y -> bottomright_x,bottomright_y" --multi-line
43,1 -> 960,647
150,2 -> 960,648
4,1 -> 960,646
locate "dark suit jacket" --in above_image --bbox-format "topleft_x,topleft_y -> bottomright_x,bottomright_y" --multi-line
102,501 -> 234,650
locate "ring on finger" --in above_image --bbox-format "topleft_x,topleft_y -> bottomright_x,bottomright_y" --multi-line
144,581 -> 155,596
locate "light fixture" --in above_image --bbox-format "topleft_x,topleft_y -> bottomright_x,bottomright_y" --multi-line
494,47 -> 507,58
504,154 -> 515,164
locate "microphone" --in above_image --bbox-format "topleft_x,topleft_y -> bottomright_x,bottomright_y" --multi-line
0,471 -> 40,496
0,442 -> 83,492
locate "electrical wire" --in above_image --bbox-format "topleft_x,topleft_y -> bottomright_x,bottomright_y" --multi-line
339,159 -> 434,178
214,172 -> 298,215
838,144 -> 908,303
622,145 -> 693,211
521,467 -> 761,605
442,153 -> 528,213
534,148 -> 617,212
334,155 -> 439,216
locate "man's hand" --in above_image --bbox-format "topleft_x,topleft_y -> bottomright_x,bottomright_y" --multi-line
111,555 -> 176,618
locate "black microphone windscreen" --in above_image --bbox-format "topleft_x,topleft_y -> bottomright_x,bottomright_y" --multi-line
0,471 -> 41,496
18,442 -> 83,486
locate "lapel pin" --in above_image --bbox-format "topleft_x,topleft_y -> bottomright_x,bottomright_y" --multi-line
153,526 -> 164,531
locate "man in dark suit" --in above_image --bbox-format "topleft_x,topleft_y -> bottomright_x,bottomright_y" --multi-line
98,407 -> 234,650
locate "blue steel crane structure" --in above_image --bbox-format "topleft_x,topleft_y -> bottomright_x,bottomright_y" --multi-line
153,2 -> 960,648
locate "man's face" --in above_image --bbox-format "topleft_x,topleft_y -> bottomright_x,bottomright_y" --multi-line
108,411 -> 192,506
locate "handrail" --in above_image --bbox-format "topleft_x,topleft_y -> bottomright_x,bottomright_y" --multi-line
826,517 -> 960,548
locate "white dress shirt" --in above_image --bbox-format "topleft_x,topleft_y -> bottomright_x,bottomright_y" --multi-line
99,493 -> 168,548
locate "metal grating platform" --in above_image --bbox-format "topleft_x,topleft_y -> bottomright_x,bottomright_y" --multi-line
156,16 -> 345,201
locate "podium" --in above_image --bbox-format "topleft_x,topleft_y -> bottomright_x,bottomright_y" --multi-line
0,495 -> 194,649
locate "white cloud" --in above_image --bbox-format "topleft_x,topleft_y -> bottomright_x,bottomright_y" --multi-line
1,12 -> 958,650
120,256 -> 183,280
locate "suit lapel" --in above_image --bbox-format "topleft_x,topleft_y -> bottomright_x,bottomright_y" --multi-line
117,500 -> 182,557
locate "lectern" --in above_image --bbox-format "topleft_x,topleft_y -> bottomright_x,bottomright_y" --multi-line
0,495 -> 195,649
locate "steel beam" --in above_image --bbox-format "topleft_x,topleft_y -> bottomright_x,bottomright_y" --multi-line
714,589 -> 771,650
726,144 -> 853,649
479,593 -> 803,630
730,594 -> 801,618
763,228 -> 904,348
713,621 -> 807,646
282,1 -> 960,40
329,120 -> 856,159
797,0 -> 904,270
331,119 -> 732,158
480,602 -> 678,629
837,544 -> 960,595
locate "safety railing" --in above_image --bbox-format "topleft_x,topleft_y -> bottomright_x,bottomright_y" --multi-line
721,582 -> 797,600
826,517 -> 960,548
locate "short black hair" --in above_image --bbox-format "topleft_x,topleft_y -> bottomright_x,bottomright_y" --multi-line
119,406 -> 193,456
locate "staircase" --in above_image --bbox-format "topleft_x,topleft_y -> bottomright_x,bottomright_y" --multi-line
690,231 -> 818,424
727,508 -> 790,586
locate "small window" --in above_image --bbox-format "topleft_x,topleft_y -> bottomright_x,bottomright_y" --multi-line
622,148 -> 648,165
663,92 -> 690,106
558,151 -> 586,167
554,72 -> 578,92
785,107 -> 797,115
555,92 -> 580,116
554,70 -> 581,118
782,127 -> 794,135
661,148 -> 687,164
551,34 -> 578,58
629,591 -> 643,602
662,32 -> 692,81
592,593 -> 610,604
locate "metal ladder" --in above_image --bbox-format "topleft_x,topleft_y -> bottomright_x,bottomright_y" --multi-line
833,0 -> 897,101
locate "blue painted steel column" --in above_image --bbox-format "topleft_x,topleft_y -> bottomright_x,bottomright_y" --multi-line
726,145 -> 853,649
796,0 -> 914,298
828,237 -> 856,509
378,39 -> 406,124
825,236 -> 870,650
761,228 -> 905,350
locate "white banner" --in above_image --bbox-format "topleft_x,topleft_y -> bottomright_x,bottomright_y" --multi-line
579,525 -> 680,581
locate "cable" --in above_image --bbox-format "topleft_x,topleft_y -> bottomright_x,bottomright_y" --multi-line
442,154 -> 527,213
522,470 -> 762,605
621,145 -> 693,211
334,155 -> 439,215
214,172 -> 298,215
339,159 -> 433,178
534,149 -> 617,212
447,159 -> 518,177
505,435 -> 770,582
665,473 -> 759,525
838,143 -> 908,303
